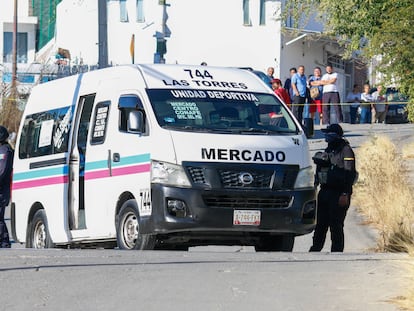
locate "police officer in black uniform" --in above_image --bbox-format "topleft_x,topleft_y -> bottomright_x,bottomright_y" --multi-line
0,126 -> 13,248
310,124 -> 357,252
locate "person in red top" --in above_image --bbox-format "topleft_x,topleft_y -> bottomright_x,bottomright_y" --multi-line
271,78 -> 291,108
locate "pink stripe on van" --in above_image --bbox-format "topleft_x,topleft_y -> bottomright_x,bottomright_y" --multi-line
12,175 -> 69,190
84,163 -> 150,180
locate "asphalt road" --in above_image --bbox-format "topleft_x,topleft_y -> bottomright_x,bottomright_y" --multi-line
1,122 -> 413,311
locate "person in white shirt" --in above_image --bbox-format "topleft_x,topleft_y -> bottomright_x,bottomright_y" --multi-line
320,66 -> 342,124
346,84 -> 361,124
372,85 -> 387,123
360,83 -> 374,123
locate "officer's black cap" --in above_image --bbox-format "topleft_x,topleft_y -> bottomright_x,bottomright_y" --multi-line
321,123 -> 343,136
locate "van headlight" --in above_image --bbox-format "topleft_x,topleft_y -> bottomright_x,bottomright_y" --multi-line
151,161 -> 191,187
294,166 -> 314,189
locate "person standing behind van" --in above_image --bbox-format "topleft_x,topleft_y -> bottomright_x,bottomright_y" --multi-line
267,67 -> 275,80
346,84 -> 361,124
321,65 -> 342,124
372,85 -> 387,123
284,67 -> 297,104
0,126 -> 13,248
360,83 -> 374,124
291,65 -> 307,125
309,67 -> 324,125
272,78 -> 291,108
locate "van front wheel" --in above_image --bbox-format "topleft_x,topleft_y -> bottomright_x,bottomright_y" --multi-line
27,209 -> 54,249
116,200 -> 155,250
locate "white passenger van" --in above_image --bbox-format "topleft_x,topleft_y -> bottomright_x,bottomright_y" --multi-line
11,64 -> 316,251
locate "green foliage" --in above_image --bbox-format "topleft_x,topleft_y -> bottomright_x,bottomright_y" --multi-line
282,0 -> 414,121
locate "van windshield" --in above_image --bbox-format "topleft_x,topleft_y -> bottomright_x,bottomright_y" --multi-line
146,89 -> 298,135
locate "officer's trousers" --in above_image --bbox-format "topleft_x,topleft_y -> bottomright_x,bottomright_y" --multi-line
310,188 -> 349,252
0,196 -> 10,248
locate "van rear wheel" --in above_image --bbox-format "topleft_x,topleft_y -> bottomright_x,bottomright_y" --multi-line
116,199 -> 155,250
254,235 -> 294,252
27,209 -> 54,249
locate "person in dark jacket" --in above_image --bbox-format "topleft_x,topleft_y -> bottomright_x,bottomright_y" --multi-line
0,126 -> 13,248
309,124 -> 357,252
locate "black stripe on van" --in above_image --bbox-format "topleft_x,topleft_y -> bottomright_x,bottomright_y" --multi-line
29,157 -> 67,169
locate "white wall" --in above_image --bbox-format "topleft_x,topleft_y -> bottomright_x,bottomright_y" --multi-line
165,0 -> 282,73
55,0 -> 99,65
0,0 -> 37,66
0,0 -> 32,21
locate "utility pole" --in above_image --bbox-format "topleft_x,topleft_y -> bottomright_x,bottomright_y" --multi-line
98,0 -> 108,68
0,0 -> 22,135
11,0 -> 18,98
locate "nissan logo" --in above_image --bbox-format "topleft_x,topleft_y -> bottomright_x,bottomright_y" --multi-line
239,172 -> 254,185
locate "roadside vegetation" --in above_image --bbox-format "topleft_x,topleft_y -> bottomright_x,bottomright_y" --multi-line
353,136 -> 414,310
353,136 -> 414,252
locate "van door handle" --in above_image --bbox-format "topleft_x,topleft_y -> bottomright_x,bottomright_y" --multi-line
107,149 -> 112,176
113,153 -> 120,162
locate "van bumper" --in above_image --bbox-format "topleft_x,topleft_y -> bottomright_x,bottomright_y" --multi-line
141,184 -> 316,238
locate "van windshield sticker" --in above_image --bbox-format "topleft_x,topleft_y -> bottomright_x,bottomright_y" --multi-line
170,90 -> 259,102
93,105 -> 109,139
38,119 -> 54,148
171,102 -> 202,120
53,108 -> 72,149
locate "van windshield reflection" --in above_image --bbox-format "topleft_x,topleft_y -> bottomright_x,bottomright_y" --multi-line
146,89 -> 298,135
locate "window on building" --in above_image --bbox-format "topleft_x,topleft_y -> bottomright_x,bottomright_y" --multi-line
3,32 -> 28,63
243,0 -> 251,26
327,53 -> 345,70
136,0 -> 145,22
259,0 -> 266,25
120,0 -> 128,22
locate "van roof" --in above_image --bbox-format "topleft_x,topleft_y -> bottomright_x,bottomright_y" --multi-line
136,64 -> 272,93
24,64 -> 272,114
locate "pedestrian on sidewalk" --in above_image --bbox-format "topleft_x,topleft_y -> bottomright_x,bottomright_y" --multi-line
372,85 -> 387,123
360,83 -> 374,124
321,65 -> 342,124
308,67 -> 324,125
291,65 -> 307,125
346,84 -> 362,124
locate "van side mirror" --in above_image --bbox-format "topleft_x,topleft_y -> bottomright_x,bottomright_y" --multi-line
303,117 -> 314,138
128,110 -> 145,134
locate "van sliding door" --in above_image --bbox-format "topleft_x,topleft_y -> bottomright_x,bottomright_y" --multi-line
69,94 -> 95,230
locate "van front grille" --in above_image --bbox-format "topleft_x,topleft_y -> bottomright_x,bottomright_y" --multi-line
186,164 -> 299,190
203,195 -> 292,209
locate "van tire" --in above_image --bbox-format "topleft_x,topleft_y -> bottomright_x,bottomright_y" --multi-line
27,209 -> 55,249
116,199 -> 155,250
254,235 -> 294,252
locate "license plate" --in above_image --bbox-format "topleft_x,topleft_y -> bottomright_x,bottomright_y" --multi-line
233,210 -> 261,226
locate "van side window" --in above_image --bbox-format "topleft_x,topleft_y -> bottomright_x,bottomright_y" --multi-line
19,106 -> 73,159
118,95 -> 145,133
91,101 -> 110,145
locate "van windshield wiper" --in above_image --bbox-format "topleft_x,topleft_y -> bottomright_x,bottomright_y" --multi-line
162,125 -> 213,132
239,127 -> 297,135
